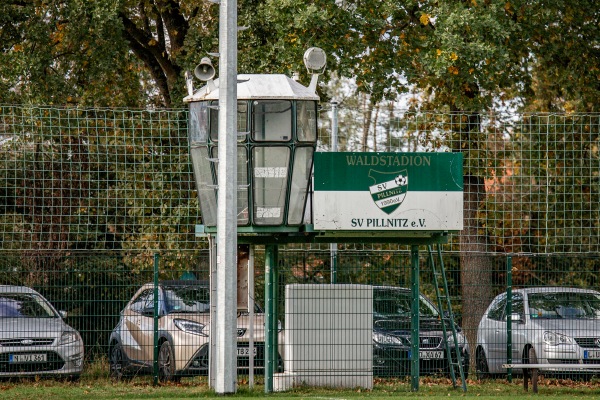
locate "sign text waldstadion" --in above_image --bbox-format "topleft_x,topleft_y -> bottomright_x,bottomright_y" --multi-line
313,152 -> 463,231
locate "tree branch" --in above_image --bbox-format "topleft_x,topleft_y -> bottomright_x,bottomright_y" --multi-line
150,3 -> 166,52
119,12 -> 181,106
154,0 -> 189,54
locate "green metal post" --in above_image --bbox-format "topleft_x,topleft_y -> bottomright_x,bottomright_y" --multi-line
264,244 -> 278,393
153,253 -> 159,385
330,243 -> 338,284
410,245 -> 420,391
271,249 -> 279,380
506,255 -> 513,383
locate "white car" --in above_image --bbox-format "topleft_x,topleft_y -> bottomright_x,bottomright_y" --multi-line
0,286 -> 84,379
476,287 -> 600,380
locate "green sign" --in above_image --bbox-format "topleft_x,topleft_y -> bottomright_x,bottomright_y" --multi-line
313,152 -> 463,231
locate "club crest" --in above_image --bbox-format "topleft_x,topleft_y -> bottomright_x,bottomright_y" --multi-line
368,169 -> 408,214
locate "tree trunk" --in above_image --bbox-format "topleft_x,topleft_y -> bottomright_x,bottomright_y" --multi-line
372,103 -> 380,152
386,101 -> 394,151
361,95 -> 373,152
451,109 -> 495,371
460,175 -> 494,369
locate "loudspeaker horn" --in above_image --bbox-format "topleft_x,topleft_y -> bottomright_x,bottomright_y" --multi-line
194,57 -> 216,81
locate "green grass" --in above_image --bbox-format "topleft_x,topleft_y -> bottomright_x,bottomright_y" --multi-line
1,376 -> 600,400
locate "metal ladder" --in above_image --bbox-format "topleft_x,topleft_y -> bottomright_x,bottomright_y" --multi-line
427,244 -> 467,392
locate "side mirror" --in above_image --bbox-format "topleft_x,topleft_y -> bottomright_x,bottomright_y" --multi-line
59,310 -> 68,319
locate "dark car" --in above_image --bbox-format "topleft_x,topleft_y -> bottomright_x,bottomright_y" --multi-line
372,286 -> 469,378
108,280 -> 283,382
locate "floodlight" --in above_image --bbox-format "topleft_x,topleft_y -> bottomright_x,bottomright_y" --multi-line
303,47 -> 327,73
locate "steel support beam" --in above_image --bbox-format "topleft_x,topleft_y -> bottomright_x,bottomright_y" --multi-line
410,245 -> 420,391
215,0 -> 238,393
264,244 -> 278,393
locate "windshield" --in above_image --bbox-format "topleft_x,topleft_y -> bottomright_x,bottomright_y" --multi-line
164,285 -> 211,314
373,289 -> 439,318
0,293 -> 58,318
528,291 -> 600,319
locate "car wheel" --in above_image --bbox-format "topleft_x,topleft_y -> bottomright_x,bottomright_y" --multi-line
158,341 -> 180,383
475,348 -> 490,380
109,343 -> 127,381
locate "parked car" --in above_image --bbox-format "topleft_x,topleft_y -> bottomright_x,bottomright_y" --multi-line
108,280 -> 283,382
0,285 -> 84,379
476,287 -> 600,380
372,286 -> 469,378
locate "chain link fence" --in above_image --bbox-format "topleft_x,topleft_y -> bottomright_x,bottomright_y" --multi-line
1,105 -> 600,387
2,105 -> 599,254
0,251 -> 598,385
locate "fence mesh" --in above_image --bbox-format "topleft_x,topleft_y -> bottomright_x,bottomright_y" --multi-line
1,251 -> 599,384
2,105 -> 599,254
0,105 -> 198,254
1,104 -> 600,387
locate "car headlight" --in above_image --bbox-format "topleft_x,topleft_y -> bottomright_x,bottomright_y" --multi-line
59,330 -> 80,345
174,319 -> 208,336
373,332 -> 410,346
543,331 -> 573,346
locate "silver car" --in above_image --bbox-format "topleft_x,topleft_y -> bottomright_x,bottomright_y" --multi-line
476,287 -> 600,379
0,285 -> 84,379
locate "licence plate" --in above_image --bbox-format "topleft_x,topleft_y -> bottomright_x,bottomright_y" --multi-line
419,351 -> 444,360
584,350 -> 600,359
9,353 -> 47,363
237,347 -> 257,357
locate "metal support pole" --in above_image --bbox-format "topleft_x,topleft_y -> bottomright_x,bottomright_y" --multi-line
330,245 -> 337,284
506,255 -> 513,383
271,254 -> 279,378
330,101 -> 338,284
215,0 -> 238,394
208,235 -> 217,388
331,101 -> 339,152
264,244 -> 278,393
410,245 -> 420,391
248,245 -> 255,388
153,253 -> 159,386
